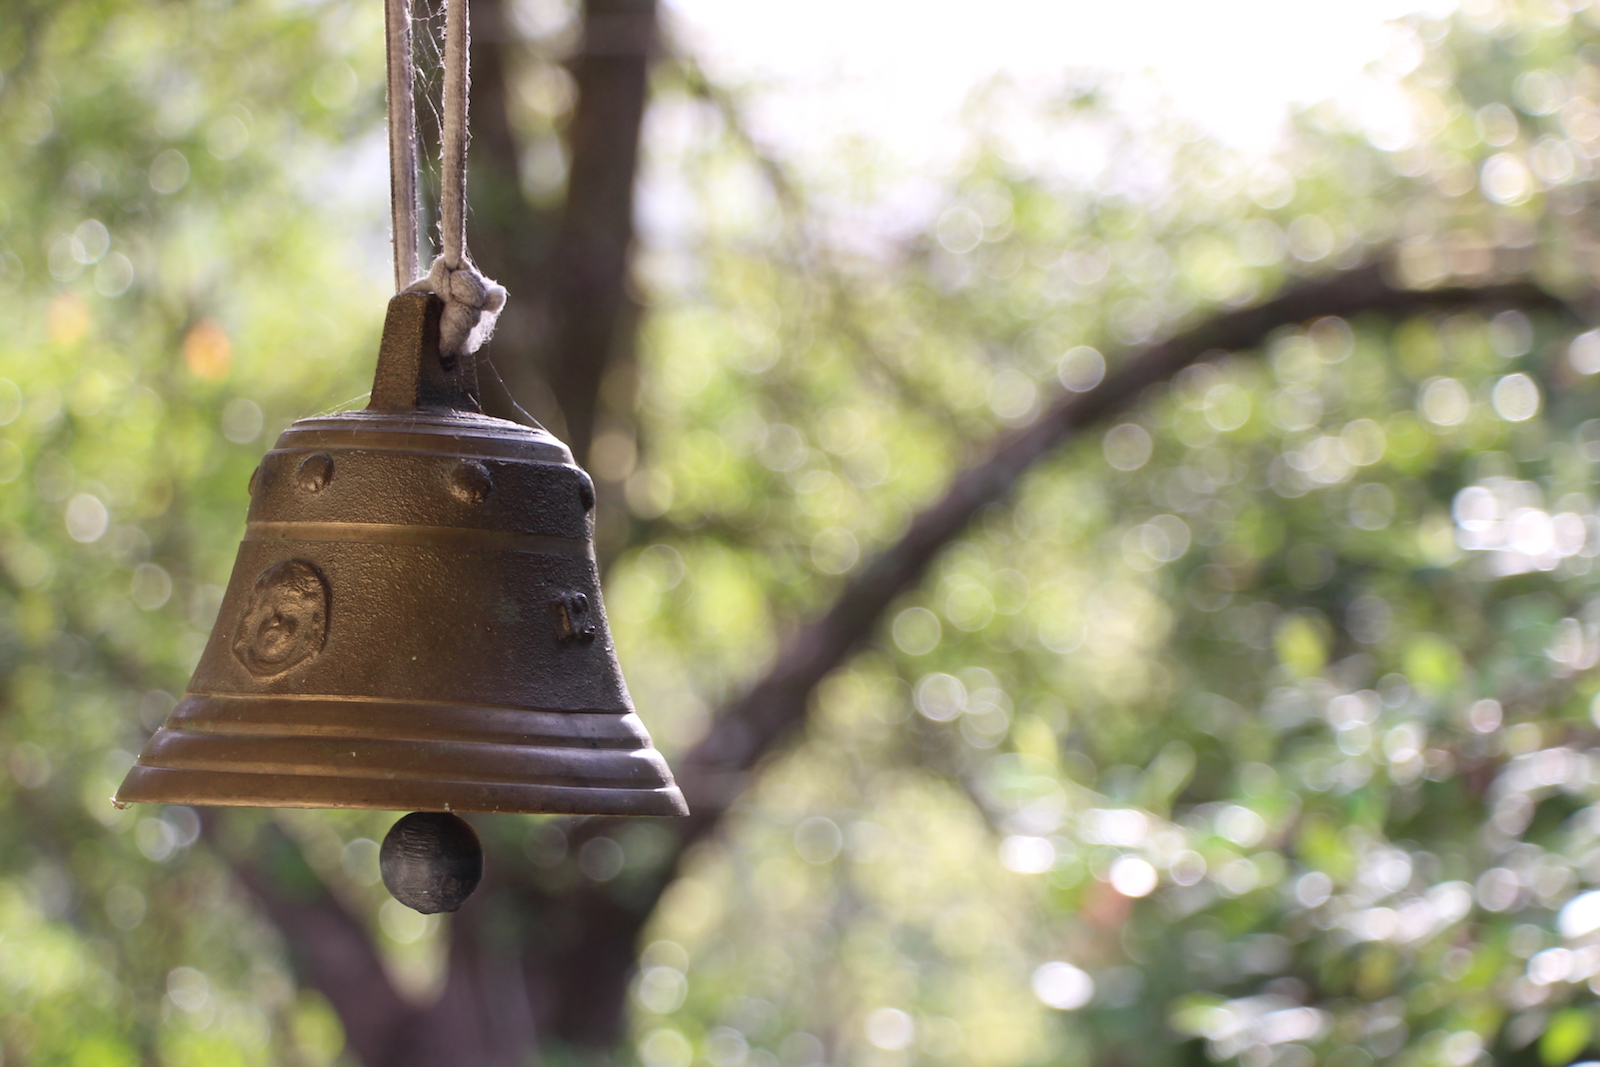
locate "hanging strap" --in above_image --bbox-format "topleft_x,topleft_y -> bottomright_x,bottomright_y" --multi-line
384,0 -> 418,291
386,0 -> 506,360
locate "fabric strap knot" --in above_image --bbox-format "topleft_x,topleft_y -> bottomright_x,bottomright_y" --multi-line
407,255 -> 506,359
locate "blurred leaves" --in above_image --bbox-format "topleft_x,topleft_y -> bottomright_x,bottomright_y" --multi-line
21,0 -> 1600,1066
617,3 -> 1600,1067
0,0 -> 385,1062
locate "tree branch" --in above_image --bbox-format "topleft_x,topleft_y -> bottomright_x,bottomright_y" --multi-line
667,262 -> 1577,836
544,264 -> 1578,1052
220,253 -> 1578,1065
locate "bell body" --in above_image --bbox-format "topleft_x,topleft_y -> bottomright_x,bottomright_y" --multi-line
117,294 -> 687,817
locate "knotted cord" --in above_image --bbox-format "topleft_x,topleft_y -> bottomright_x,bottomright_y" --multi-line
384,0 -> 506,360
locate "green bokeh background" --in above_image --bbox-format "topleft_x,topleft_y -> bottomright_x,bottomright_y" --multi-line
12,1 -> 1600,1065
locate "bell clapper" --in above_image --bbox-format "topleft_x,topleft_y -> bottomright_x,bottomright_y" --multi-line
380,811 -> 484,914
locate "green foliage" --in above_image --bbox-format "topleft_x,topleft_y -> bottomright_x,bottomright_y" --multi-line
19,0 -> 1600,1066
617,4 -> 1600,1067
0,0 -> 385,1060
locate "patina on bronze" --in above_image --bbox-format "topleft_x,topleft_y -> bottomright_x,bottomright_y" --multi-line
116,292 -> 688,821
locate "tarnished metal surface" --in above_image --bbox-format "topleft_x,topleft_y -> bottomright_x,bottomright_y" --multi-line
116,293 -> 687,817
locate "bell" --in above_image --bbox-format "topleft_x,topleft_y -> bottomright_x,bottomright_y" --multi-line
116,293 -> 687,821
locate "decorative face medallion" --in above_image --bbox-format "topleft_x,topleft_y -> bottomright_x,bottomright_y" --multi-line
233,559 -> 330,678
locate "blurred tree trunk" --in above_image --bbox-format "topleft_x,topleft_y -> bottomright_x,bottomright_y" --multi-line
535,0 -> 655,467
467,0 -> 654,467
458,0 -> 562,430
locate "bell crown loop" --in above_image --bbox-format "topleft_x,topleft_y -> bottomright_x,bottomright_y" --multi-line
370,289 -> 483,414
115,294 -> 687,817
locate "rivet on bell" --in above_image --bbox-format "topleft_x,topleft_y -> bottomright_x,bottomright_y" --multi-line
296,453 -> 334,493
448,459 -> 493,504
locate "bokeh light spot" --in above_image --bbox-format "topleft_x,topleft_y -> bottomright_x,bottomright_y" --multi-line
1419,377 -> 1470,426
1033,962 -> 1094,1010
1109,856 -> 1158,897
865,1008 -> 915,1051
184,321 -> 233,381
1491,373 -> 1540,422
1058,346 -> 1106,392
893,607 -> 941,655
1103,423 -> 1153,471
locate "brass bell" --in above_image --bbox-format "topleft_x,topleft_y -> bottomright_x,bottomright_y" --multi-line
117,293 -> 687,888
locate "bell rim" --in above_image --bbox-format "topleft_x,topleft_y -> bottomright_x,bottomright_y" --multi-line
275,408 -> 575,465
116,765 -> 690,817
118,693 -> 688,817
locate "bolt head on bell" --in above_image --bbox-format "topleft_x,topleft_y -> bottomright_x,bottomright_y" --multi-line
381,812 -> 484,914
